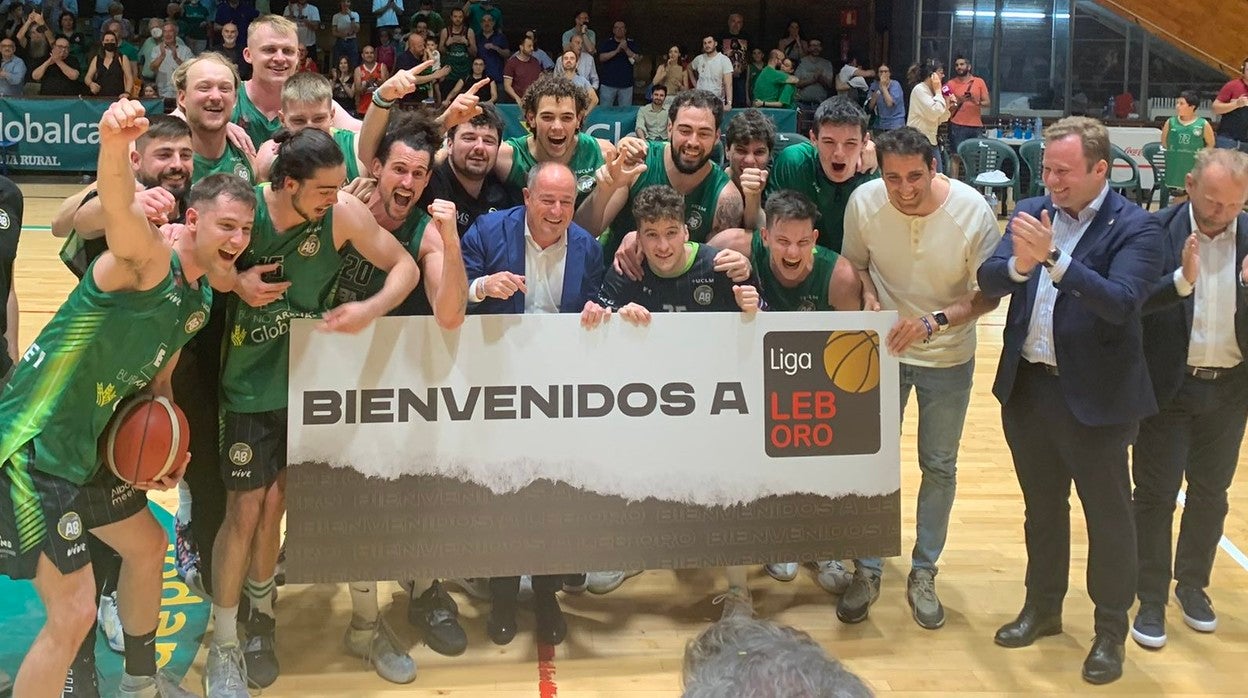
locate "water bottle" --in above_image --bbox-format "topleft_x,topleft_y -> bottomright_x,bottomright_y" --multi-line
1034,117 -> 1043,139
1024,120 -> 1033,139
1013,119 -> 1022,139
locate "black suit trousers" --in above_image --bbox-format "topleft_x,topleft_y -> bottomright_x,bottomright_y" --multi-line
1002,362 -> 1138,641
1132,368 -> 1248,605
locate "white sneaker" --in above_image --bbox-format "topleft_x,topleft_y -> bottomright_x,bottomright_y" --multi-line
97,592 -> 124,653
711,586 -> 754,620
344,617 -> 417,684
203,643 -> 249,698
117,671 -> 197,698
815,560 -> 853,594
518,574 -> 533,601
586,570 -> 642,595
764,562 -> 799,582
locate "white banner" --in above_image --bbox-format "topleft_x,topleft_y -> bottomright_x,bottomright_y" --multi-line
288,312 -> 901,507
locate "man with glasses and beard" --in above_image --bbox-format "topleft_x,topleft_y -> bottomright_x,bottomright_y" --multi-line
579,89 -> 744,278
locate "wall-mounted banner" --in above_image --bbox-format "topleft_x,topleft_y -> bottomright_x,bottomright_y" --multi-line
494,104 -> 800,141
0,98 -> 166,171
285,312 -> 901,583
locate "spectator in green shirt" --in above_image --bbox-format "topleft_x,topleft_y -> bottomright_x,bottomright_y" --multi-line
752,49 -> 798,109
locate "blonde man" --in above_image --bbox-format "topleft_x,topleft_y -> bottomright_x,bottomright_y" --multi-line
233,15 -> 360,149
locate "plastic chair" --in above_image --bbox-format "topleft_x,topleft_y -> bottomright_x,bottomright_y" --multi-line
1018,139 -> 1046,198
1141,141 -> 1170,210
956,137 -> 1021,217
1109,143 -> 1144,206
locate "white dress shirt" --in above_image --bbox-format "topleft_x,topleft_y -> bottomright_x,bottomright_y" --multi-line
1173,206 -> 1242,368
523,221 -> 567,314
1014,183 -> 1111,367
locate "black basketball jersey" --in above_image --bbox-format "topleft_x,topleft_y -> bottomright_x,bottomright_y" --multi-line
598,242 -> 756,313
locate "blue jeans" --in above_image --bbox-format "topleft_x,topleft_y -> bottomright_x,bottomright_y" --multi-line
599,84 -> 632,106
856,359 -> 974,576
1215,135 -> 1248,153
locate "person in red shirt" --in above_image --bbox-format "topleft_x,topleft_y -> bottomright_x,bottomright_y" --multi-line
946,55 -> 990,179
1213,58 -> 1248,151
296,44 -> 319,73
502,33 -> 542,104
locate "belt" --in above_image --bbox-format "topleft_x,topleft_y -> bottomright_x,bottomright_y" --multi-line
1186,365 -> 1239,380
1025,361 -> 1059,376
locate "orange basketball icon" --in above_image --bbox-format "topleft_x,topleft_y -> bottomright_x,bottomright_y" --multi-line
823,331 -> 881,393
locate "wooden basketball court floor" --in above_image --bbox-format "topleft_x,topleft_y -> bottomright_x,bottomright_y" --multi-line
9,182 -> 1248,696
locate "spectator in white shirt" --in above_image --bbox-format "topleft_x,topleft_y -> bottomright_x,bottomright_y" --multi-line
283,0 -> 320,54
690,34 -> 732,106
331,0 -> 359,69
568,32 -> 597,90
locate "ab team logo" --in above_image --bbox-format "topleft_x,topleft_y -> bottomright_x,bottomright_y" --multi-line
763,330 -> 882,458
298,233 -> 322,257
0,208 -> 9,230
184,310 -> 207,334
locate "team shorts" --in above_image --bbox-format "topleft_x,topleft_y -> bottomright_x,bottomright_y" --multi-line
220,409 -> 288,492
0,443 -> 146,580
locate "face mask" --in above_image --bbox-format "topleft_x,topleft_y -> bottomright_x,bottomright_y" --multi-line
151,27 -> 162,39
103,43 -> 117,51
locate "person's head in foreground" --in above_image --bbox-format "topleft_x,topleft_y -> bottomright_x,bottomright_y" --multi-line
681,616 -> 873,698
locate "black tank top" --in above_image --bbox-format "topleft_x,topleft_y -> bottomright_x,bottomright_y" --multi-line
96,53 -> 126,97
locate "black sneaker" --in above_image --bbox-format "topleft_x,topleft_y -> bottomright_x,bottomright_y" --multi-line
835,569 -> 881,624
408,581 -> 468,656
1175,586 -> 1217,632
1130,603 -> 1167,649
242,610 -> 280,688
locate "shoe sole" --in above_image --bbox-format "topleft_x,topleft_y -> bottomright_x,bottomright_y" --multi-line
1082,667 -> 1123,685
1181,613 -> 1217,633
1130,627 -> 1167,649
587,571 -> 641,595
908,599 -> 945,630
836,599 -> 876,624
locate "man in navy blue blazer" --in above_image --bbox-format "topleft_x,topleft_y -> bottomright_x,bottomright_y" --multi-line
460,161 -> 606,648
1131,148 -> 1248,651
977,117 -> 1162,685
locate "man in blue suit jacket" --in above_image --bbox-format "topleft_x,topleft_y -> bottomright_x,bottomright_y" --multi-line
459,161 -> 606,648
463,165 -> 605,315
977,117 -> 1162,685
1131,149 -> 1248,651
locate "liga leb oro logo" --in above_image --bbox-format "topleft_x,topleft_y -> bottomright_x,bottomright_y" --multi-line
764,330 -> 883,458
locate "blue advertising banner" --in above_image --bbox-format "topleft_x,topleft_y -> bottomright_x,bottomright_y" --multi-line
0,98 -> 166,171
495,104 -> 799,141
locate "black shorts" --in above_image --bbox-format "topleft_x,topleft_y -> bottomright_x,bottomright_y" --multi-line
0,444 -> 146,580
220,409 -> 288,491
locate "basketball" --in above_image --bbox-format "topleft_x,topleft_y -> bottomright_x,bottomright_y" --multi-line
101,394 -> 190,485
823,331 -> 881,393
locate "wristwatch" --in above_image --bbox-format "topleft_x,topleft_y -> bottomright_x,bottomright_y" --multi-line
1040,248 -> 1062,269
932,311 -> 949,332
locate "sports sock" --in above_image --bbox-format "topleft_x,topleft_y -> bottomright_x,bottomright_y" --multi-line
122,630 -> 158,677
245,576 -> 276,617
212,604 -> 239,646
175,480 -> 193,527
350,582 -> 379,626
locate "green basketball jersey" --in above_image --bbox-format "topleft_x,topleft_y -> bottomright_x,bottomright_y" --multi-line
751,231 -> 838,311
332,127 -> 361,182
766,141 -> 877,253
504,132 -> 605,205
221,185 -> 342,414
0,253 -> 212,485
193,141 -> 255,185
603,140 -> 732,263
232,84 -> 281,150
1165,116 -> 1208,189
333,211 -> 429,306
